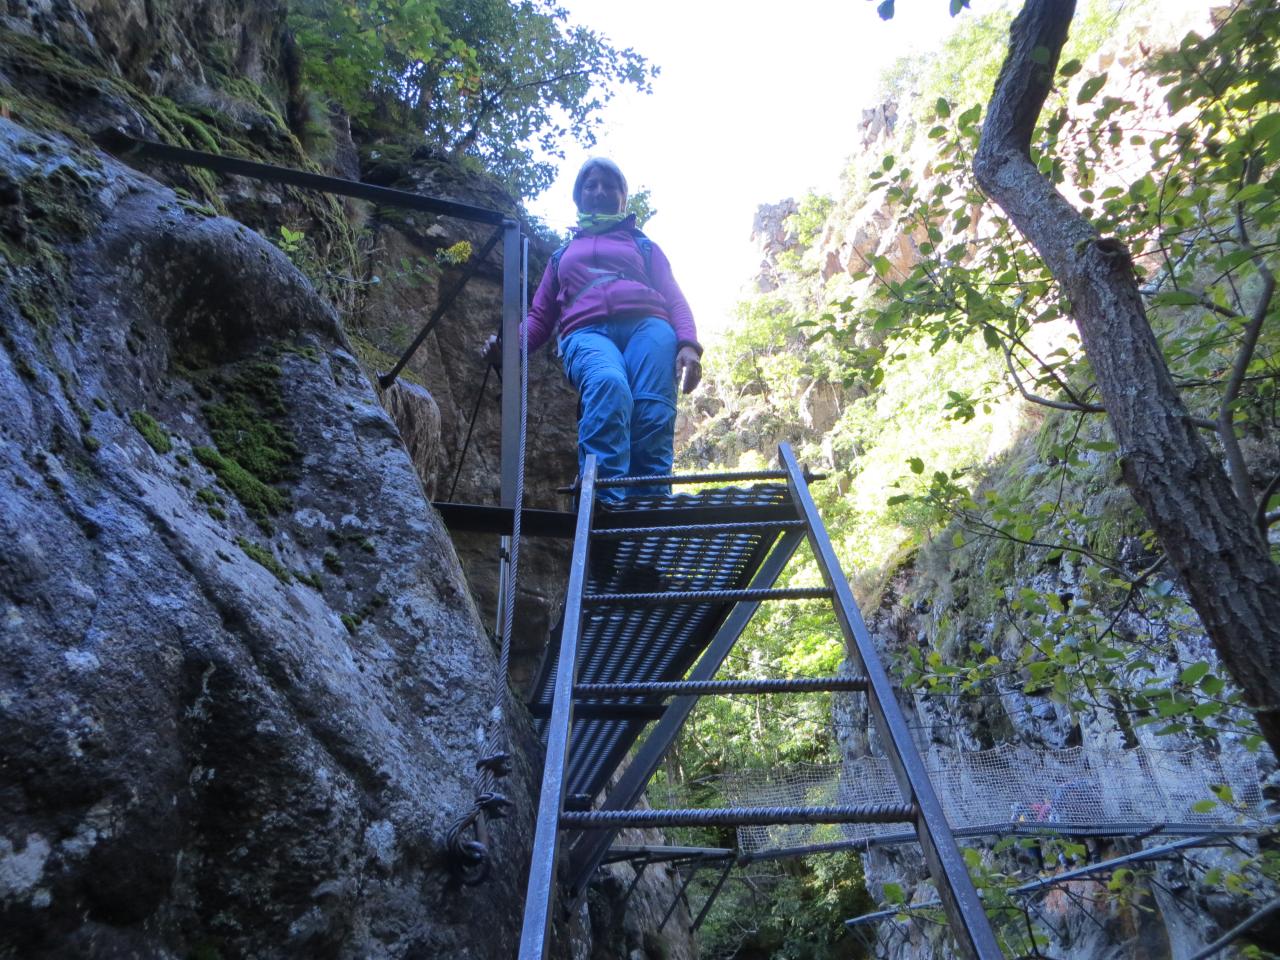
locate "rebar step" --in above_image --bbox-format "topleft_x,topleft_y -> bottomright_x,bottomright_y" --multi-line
584,586 -> 832,606
591,518 -> 807,540
561,804 -> 918,829
560,467 -> 821,494
573,676 -> 869,696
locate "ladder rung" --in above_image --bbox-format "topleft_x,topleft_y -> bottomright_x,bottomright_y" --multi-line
596,468 -> 792,488
561,804 -> 917,829
594,503 -> 800,532
574,676 -> 868,697
559,468 -> 811,493
584,587 -> 832,606
527,701 -> 666,721
591,519 -> 807,540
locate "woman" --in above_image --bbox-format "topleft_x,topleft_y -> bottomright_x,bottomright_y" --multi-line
515,158 -> 702,503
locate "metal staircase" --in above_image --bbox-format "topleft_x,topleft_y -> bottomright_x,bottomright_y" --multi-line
517,443 -> 1003,960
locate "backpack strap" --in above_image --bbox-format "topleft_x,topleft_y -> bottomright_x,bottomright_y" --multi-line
632,231 -> 655,286
548,240 -> 571,294
550,231 -> 655,291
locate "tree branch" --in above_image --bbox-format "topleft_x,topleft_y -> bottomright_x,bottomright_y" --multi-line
1258,471 -> 1280,537
1217,211 -> 1276,512
1002,343 -> 1105,414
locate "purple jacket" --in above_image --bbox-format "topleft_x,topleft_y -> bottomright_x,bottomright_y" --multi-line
524,217 -> 699,354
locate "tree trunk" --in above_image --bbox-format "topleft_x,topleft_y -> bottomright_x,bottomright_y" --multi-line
973,0 -> 1280,755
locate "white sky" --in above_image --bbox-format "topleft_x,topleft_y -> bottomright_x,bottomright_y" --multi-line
526,0 -> 970,338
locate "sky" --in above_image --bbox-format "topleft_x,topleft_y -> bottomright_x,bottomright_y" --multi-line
525,0 -> 971,339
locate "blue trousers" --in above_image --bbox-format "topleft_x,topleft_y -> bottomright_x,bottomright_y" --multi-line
561,316 -> 677,503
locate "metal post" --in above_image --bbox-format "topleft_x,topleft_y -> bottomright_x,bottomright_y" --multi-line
496,220 -> 523,659
659,863 -> 700,932
566,528 -> 807,897
517,457 -> 597,960
500,220 -> 522,510
778,443 -> 1002,960
692,858 -> 735,933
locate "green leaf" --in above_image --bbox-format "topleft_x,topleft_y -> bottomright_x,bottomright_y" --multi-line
1191,799 -> 1217,814
935,98 -> 951,119
1030,46 -> 1050,65
1077,73 -> 1108,104
1059,58 -> 1082,78
1151,289 -> 1202,307
883,881 -> 905,904
1179,662 -> 1211,685
876,0 -> 895,20
908,457 -> 925,475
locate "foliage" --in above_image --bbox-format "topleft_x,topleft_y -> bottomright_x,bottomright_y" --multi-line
626,186 -> 657,228
129,410 -> 172,455
694,854 -> 874,960
288,0 -> 656,196
801,0 -> 1280,749
777,192 -> 836,275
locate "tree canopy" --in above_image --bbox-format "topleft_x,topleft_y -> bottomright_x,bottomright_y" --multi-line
288,0 -> 656,196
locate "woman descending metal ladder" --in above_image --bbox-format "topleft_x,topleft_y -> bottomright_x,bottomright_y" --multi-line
518,444 -> 1004,960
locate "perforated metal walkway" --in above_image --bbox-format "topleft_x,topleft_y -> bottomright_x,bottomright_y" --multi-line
527,483 -> 796,803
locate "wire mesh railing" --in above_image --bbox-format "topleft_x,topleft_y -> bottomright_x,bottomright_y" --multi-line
646,743 -> 1266,856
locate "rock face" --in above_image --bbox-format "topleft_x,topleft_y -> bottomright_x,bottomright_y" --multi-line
0,121 -> 543,958
750,198 -> 799,293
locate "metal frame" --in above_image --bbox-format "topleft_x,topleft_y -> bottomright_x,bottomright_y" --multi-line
779,443 -> 1002,960
517,457 -> 597,960
691,858 -> 735,933
100,131 -> 506,223
565,527 -> 807,897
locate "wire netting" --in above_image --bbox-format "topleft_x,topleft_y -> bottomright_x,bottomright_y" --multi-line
647,743 -> 1265,856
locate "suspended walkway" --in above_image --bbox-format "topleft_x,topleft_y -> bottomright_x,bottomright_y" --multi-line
516,444 -> 1003,960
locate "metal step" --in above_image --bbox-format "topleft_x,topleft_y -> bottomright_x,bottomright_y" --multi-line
573,676 -> 869,696
527,702 -> 666,721
584,586 -> 832,606
560,467 -> 816,493
591,518 -> 807,540
561,803 -> 918,829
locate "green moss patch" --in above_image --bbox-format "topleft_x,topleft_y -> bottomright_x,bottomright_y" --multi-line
347,333 -> 427,388
194,446 -> 286,528
236,537 -> 292,584
130,410 -> 172,454
204,363 -> 298,483
192,357 -> 300,530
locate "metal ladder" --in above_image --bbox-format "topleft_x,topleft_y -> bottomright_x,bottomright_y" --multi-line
517,443 -> 1002,959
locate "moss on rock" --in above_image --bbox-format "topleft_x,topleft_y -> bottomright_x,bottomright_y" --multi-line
130,411 -> 173,454
236,537 -> 291,584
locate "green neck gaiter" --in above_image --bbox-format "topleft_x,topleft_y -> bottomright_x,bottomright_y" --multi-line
576,212 -> 629,234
